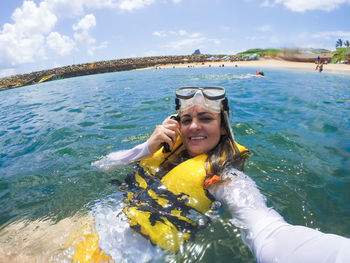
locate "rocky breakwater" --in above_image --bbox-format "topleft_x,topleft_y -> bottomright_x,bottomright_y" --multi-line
0,55 -> 217,91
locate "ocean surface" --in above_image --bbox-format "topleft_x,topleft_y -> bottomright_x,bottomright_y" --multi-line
0,66 -> 349,262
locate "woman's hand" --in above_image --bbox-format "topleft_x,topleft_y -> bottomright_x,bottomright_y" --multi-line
147,117 -> 180,154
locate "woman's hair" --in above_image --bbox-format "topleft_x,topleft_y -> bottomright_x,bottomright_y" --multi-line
205,111 -> 244,180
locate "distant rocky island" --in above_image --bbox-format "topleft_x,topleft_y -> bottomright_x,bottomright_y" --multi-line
0,55 -> 233,92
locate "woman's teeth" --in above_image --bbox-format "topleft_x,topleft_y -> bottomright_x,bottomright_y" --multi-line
190,136 -> 205,140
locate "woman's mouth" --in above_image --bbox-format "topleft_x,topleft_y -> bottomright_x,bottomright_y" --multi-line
189,136 -> 206,141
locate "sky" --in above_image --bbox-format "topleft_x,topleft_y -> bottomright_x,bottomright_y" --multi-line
0,0 -> 349,77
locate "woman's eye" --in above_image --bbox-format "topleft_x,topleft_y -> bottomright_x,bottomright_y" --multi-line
181,119 -> 191,125
199,117 -> 213,123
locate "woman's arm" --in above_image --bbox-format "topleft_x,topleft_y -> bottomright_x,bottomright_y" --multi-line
92,117 -> 180,172
92,141 -> 152,172
208,168 -> 350,263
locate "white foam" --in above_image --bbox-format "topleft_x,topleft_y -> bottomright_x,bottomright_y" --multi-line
92,192 -> 164,263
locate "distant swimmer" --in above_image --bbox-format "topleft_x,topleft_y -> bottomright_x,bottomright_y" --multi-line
256,68 -> 265,77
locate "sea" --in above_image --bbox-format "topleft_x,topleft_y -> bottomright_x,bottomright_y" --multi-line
0,66 -> 349,262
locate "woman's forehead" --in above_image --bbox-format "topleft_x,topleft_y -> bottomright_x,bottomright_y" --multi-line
180,105 -> 219,117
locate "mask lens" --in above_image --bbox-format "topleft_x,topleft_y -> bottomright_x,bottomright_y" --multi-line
176,87 -> 198,99
202,87 -> 225,99
176,87 -> 225,100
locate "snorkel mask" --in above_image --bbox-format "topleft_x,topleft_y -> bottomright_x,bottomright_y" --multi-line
175,86 -> 235,141
176,87 -> 225,113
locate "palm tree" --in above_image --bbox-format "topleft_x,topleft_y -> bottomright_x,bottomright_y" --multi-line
336,39 -> 343,48
344,40 -> 350,48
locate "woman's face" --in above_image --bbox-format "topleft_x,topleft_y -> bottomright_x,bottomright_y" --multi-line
179,105 -> 224,156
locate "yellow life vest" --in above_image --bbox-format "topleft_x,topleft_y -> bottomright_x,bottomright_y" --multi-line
120,136 -> 248,253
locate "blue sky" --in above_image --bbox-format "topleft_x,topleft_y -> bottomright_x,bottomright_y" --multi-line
0,0 -> 349,77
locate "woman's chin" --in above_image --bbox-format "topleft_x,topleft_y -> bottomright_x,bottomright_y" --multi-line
187,146 -> 206,156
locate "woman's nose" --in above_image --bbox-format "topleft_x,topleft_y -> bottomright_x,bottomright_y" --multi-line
189,119 -> 200,130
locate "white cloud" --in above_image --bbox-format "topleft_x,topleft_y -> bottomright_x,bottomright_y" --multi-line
153,29 -> 221,51
45,0 -> 118,18
178,29 -> 187,36
220,26 -> 230,31
153,29 -> 198,38
256,24 -> 273,32
11,1 -> 57,35
72,14 -> 106,56
47,32 -> 75,55
74,30 -> 96,46
172,0 -> 182,3
261,0 -> 272,7
73,14 -> 96,47
0,68 -> 16,78
311,30 -> 350,40
73,13 -> 96,31
116,0 -> 156,11
152,31 -> 168,37
262,0 -> 350,12
45,0 -> 85,18
163,37 -> 207,50
85,0 -> 118,9
1,0 -> 160,75
0,0 -> 113,72
45,0 -> 159,15
0,1 -> 56,67
88,41 -> 109,56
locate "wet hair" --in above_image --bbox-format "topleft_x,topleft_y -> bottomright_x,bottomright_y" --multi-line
204,111 -> 245,181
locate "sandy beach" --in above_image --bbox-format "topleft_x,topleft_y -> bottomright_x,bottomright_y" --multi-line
145,58 -> 350,76
1,57 -> 349,91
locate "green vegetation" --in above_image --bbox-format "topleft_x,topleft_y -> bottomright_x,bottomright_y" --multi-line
236,48 -> 281,57
310,48 -> 331,53
331,47 -> 350,63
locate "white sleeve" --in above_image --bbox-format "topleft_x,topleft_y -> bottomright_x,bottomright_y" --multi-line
208,168 -> 350,263
91,141 -> 152,172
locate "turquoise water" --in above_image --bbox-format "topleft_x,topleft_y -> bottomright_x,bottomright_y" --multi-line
0,67 -> 349,262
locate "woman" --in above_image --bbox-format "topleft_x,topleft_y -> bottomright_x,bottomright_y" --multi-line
93,86 -> 249,252
93,87 -> 350,261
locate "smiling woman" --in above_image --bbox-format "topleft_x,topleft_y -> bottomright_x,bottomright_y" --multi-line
92,86 -> 249,253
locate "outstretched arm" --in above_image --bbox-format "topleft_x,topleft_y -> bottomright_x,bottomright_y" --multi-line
208,168 -> 350,263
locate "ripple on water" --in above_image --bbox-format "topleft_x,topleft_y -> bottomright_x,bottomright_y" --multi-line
51,106 -> 66,112
101,124 -> 138,130
78,121 -> 97,127
68,108 -> 83,113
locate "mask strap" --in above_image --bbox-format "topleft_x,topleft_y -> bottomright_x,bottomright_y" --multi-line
175,98 -> 180,111
221,98 -> 235,141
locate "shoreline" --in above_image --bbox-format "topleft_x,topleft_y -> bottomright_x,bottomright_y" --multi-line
142,59 -> 350,76
1,57 -> 349,92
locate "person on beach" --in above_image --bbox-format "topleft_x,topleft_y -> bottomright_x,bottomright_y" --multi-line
319,61 -> 324,72
93,87 -> 350,261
